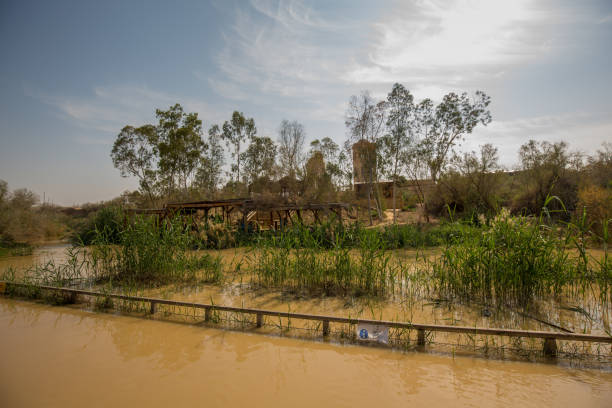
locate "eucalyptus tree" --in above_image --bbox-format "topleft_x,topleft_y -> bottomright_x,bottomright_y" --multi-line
111,124 -> 158,204
382,83 -> 416,223
222,111 -> 256,185
345,91 -> 386,224
196,124 -> 225,195
278,119 -> 305,178
415,91 -> 491,183
241,135 -> 278,187
155,104 -> 205,195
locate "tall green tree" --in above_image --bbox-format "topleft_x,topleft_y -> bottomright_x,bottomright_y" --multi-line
415,91 -> 491,183
241,135 -> 277,186
155,104 -> 205,195
111,124 -> 158,205
196,124 -> 225,195
222,111 -> 256,185
382,83 -> 415,223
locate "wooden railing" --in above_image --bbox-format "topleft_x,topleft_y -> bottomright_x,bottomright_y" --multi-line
2,281 -> 611,356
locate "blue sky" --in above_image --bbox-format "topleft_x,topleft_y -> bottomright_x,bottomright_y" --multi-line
1,0 -> 611,205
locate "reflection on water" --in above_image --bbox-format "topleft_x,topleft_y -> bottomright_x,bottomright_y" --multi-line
0,242 -> 72,273
1,298 -> 611,408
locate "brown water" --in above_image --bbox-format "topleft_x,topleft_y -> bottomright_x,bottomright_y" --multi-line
0,242 -> 72,273
1,298 -> 611,408
2,244 -> 609,338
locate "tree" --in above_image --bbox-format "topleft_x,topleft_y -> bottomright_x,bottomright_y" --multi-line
278,120 -> 305,178
155,104 -> 205,195
515,140 -> 582,214
345,91 -> 387,224
431,144 -> 502,216
382,83 -> 415,223
241,135 -> 278,187
111,124 -> 158,205
585,142 -> 612,188
415,91 -> 491,183
222,111 -> 256,185
196,124 -> 225,195
457,144 -> 502,213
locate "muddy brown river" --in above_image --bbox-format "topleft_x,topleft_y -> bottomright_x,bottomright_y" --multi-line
1,297 -> 611,407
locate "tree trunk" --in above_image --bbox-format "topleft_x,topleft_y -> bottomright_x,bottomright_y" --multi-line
367,182 -> 373,226
392,181 -> 396,224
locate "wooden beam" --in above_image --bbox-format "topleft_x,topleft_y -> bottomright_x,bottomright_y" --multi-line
5,281 -> 612,345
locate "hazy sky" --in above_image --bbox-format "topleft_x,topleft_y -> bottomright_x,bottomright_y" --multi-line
1,0 -> 611,205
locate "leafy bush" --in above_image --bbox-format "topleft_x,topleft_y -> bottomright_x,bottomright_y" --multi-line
576,185 -> 611,241
70,206 -> 123,245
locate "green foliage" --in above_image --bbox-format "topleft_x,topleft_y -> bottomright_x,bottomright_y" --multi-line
252,232 -> 393,297
429,208 -> 611,308
222,111 -> 257,184
90,215 -> 223,284
241,135 -> 277,185
110,103 -> 225,201
111,125 -> 158,204
513,140 -> 582,216
70,206 -> 123,245
245,219 -> 478,250
0,180 -> 67,246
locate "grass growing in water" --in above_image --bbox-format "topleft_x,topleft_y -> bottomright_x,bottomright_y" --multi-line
89,214 -> 223,285
429,208 -> 611,309
248,220 -> 480,250
251,229 -> 397,297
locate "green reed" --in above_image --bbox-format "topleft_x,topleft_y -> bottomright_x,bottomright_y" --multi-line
250,226 -> 397,297
428,204 -> 611,309
247,219 -> 479,250
89,214 -> 223,285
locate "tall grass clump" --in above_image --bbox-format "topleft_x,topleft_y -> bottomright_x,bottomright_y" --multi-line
251,228 -> 395,297
250,219 -> 480,250
430,206 -> 612,309
70,206 -> 123,245
90,214 -> 222,285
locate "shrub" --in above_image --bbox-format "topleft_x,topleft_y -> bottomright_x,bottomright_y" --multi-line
576,185 -> 612,241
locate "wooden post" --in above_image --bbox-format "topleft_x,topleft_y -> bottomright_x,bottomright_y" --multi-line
256,313 -> 263,328
150,301 -> 156,315
205,307 -> 212,322
417,329 -> 426,346
543,338 -> 557,357
322,320 -> 330,336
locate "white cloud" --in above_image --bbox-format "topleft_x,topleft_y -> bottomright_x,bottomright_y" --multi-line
249,0 -> 339,31
207,1 -> 354,117
346,0 -> 562,86
463,111 -> 612,167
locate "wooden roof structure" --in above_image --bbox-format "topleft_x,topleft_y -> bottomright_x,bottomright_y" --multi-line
128,198 -> 351,230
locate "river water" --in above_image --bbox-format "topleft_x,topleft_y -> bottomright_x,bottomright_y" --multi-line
1,297 -> 611,408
